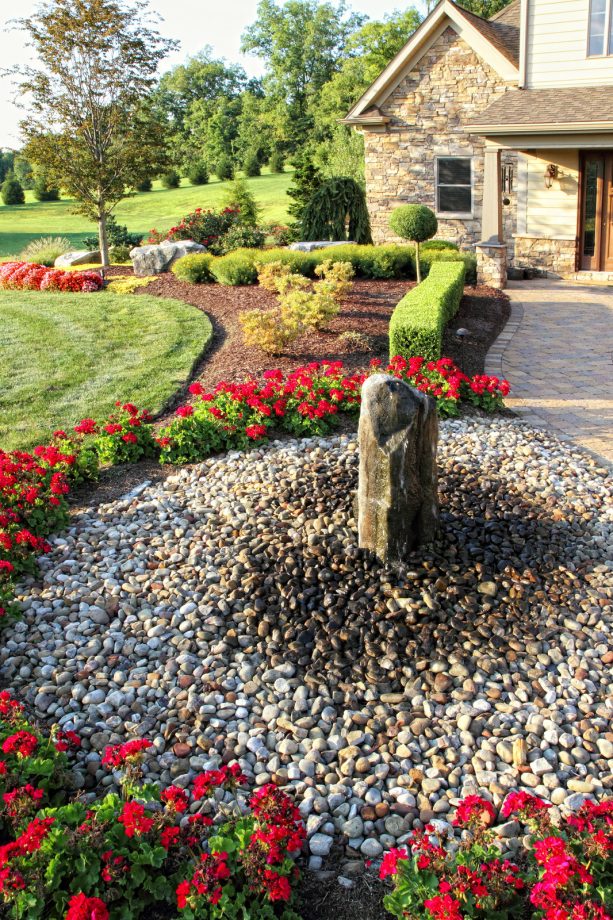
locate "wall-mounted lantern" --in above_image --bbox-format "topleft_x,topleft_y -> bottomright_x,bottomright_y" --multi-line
544,163 -> 559,189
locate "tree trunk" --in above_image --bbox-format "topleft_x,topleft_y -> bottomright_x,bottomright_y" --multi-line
98,212 -> 110,271
415,241 -> 421,284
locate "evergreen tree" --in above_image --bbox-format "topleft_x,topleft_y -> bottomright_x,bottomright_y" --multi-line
287,153 -> 323,230
1,174 -> 25,205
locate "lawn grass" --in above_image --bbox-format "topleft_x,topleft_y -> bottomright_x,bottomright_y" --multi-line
0,170 -> 294,258
0,290 -> 212,451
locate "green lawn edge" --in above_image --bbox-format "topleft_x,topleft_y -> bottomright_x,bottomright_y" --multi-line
0,290 -> 212,451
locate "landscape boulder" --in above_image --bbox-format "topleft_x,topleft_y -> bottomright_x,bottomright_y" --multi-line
54,250 -> 101,268
357,374 -> 439,564
130,239 -> 206,276
288,240 -> 356,252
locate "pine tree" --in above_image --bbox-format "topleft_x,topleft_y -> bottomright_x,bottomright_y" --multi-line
287,154 -> 322,232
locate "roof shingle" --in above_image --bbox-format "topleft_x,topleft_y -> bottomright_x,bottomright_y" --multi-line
453,0 -> 521,67
468,86 -> 613,128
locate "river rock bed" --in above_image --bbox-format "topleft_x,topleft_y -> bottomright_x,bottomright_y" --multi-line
2,417 -> 612,864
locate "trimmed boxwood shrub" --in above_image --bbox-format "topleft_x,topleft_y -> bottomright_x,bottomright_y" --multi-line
211,250 -> 259,286
389,261 -> 466,363
172,253 -> 216,284
253,248 -> 319,276
421,239 -> 459,252
171,244 -> 476,287
421,249 -> 476,285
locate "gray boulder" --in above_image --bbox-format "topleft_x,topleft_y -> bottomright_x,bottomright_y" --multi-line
130,239 -> 206,276
357,374 -> 439,564
54,250 -> 101,268
289,240 -> 356,252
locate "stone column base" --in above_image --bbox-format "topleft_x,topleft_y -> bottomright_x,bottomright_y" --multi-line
476,241 -> 507,290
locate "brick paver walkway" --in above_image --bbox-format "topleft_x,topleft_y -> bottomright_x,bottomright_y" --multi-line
485,279 -> 613,464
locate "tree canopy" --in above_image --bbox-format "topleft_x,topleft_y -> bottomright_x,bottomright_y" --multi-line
15,0 -> 175,266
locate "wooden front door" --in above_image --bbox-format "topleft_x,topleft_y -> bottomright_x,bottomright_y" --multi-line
580,154 -> 613,272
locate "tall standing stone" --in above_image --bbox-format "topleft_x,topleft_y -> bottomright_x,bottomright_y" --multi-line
357,374 -> 439,564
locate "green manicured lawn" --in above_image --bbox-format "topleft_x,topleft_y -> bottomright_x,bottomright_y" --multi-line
0,170 -> 294,258
0,290 -> 212,451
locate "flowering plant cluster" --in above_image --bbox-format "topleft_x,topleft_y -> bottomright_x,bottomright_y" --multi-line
157,357 -> 510,463
0,262 -> 103,293
0,444 -> 74,624
73,403 -> 157,465
0,693 -> 304,920
147,206 -> 240,254
0,692 -> 78,832
156,361 -> 364,463
382,355 -> 510,417
380,792 -> 612,920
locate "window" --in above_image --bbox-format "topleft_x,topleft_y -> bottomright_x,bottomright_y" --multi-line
588,0 -> 613,56
436,157 -> 473,216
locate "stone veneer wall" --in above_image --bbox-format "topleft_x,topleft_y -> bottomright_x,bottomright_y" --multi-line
362,27 -> 516,250
513,236 -> 578,276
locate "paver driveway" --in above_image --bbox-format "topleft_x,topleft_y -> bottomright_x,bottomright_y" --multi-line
486,279 -> 613,464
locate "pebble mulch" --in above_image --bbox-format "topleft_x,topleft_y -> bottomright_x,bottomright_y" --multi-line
2,416 -> 612,867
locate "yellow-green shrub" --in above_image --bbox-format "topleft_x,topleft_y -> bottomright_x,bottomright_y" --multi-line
240,260 -> 354,353
171,253 -> 215,284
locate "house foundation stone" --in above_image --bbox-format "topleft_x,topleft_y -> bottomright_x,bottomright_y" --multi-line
476,241 -> 507,289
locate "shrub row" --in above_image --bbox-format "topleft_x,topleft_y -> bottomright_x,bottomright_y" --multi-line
171,243 -> 476,287
0,261 -> 103,293
389,261 -> 466,363
0,694 -> 305,918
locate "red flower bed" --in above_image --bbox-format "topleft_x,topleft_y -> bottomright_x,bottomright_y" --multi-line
0,692 -> 305,919
0,261 -> 103,293
380,792 -> 612,920
157,357 -> 510,463
0,445 -> 74,623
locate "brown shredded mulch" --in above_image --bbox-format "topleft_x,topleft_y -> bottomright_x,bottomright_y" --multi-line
134,274 -> 510,414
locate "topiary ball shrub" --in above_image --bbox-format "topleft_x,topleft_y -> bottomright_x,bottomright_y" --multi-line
136,177 -> 152,192
215,155 -> 235,181
211,251 -> 258,286
161,170 -> 181,189
1,175 -> 25,205
389,204 -> 438,283
172,253 -> 216,284
187,162 -> 209,186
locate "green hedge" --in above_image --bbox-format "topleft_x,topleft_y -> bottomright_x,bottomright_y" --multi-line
171,243 -> 477,286
389,261 -> 466,363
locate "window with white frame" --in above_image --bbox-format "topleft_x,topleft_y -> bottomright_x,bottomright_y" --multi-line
588,0 -> 613,56
435,157 -> 473,216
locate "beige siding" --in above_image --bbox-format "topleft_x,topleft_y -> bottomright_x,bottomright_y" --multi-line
527,0 -> 613,88
523,149 -> 579,238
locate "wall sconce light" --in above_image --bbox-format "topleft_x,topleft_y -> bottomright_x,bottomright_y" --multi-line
544,163 -> 559,188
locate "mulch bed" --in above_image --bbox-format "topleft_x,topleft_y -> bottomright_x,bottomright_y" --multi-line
135,274 -> 509,416
67,273 -> 510,512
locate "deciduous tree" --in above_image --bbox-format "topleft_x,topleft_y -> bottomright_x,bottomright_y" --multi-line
14,0 -> 176,267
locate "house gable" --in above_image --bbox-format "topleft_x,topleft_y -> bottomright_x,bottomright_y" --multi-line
345,0 -> 518,125
361,26 -> 517,249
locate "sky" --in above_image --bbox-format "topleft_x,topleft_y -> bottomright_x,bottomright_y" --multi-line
0,0 -> 428,148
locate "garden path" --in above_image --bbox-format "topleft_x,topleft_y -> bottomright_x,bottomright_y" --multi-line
486,279 -> 613,465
